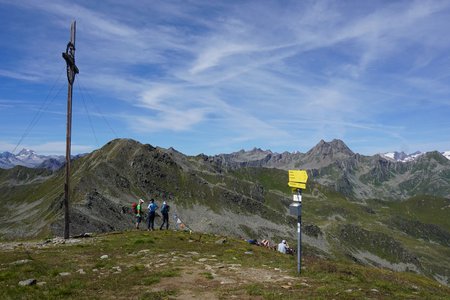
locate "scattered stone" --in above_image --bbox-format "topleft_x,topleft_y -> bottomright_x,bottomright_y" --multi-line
198,258 -> 208,262
112,266 -> 122,273
370,289 -> 379,293
283,276 -> 296,280
100,255 -> 109,260
300,282 -> 311,287
215,238 -> 227,244
77,269 -> 86,275
92,269 -> 99,272
37,282 -> 47,286
220,278 -> 236,284
59,272 -> 71,276
138,249 -> 150,254
155,263 -> 167,268
52,237 -> 66,244
210,255 -> 217,258
345,289 -> 353,293
281,285 -> 291,289
187,251 -> 199,256
72,232 -> 92,238
19,279 -> 36,286
244,251 -> 253,255
10,259 -> 32,265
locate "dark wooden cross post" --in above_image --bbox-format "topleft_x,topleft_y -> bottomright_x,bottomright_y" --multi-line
62,21 -> 79,239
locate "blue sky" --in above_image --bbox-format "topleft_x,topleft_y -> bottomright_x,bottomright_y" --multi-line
1,0 -> 450,156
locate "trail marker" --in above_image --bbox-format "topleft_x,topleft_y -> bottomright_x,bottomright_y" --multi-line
288,169 -> 308,274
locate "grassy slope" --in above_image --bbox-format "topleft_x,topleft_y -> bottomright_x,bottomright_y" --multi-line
1,230 -> 449,300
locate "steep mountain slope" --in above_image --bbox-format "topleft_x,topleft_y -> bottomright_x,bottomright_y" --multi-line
0,138 -> 449,285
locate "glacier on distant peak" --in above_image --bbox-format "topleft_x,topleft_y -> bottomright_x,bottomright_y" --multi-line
382,150 -> 450,162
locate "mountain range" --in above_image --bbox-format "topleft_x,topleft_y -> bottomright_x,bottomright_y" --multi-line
0,138 -> 449,285
0,149 -> 64,170
1,141 -> 449,171
0,149 -> 88,170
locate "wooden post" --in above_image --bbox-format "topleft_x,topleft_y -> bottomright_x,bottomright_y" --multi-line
62,21 -> 79,239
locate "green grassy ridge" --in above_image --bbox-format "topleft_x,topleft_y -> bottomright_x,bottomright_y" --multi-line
1,230 -> 449,299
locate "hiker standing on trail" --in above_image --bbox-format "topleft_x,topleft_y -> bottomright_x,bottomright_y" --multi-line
135,199 -> 144,230
277,240 -> 288,254
147,199 -> 158,231
159,201 -> 170,230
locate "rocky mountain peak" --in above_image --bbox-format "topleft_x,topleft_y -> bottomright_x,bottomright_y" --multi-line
18,148 -> 37,157
307,139 -> 354,157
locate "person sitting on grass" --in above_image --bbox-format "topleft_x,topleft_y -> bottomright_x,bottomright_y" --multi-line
277,240 -> 288,254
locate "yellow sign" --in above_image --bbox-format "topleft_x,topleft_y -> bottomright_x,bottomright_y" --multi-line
288,170 -> 308,184
288,181 -> 306,189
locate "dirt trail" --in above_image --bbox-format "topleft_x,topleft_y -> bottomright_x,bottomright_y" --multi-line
151,256 -> 301,299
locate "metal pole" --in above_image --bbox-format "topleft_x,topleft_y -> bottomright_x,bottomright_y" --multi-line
297,188 -> 302,274
64,82 -> 72,239
62,21 -> 79,239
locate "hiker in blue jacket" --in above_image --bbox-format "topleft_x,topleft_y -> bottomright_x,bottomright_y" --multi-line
147,199 -> 158,231
159,201 -> 170,230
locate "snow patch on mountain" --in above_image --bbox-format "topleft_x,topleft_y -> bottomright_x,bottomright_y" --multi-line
381,151 -> 424,162
0,149 -> 65,169
382,150 -> 450,162
442,151 -> 450,160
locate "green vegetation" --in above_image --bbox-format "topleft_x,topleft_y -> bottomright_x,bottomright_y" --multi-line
0,230 -> 449,299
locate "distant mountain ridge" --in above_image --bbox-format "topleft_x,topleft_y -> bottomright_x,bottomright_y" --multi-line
0,149 -> 64,170
2,140 -> 449,170
381,151 -> 424,162
2,140 -> 450,200
0,149 -> 87,170
210,139 -> 450,200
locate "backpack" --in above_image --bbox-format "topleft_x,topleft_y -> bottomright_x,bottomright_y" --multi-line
162,205 -> 170,214
132,202 -> 138,214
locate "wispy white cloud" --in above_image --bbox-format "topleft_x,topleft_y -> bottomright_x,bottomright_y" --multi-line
0,140 -> 93,155
2,0 -> 450,155
0,69 -> 41,81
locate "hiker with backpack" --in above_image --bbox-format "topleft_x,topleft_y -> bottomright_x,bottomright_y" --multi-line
133,199 -> 145,230
147,199 -> 158,231
159,201 -> 170,230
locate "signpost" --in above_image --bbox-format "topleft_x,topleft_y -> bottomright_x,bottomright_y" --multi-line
288,170 -> 308,274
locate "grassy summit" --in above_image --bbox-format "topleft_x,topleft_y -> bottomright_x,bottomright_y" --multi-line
1,230 -> 448,299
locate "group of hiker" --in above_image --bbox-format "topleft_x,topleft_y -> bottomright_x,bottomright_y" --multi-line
133,198 -> 170,231
247,238 -> 294,255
